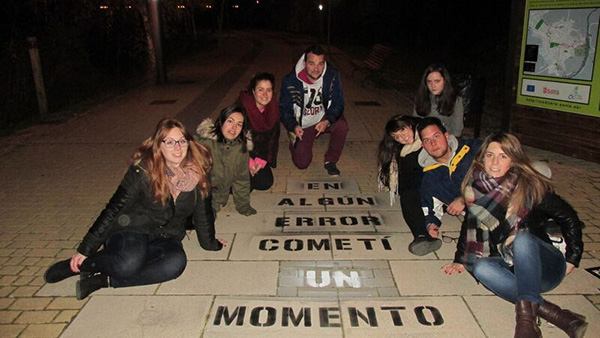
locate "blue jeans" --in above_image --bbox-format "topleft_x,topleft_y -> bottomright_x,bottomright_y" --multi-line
472,231 -> 566,304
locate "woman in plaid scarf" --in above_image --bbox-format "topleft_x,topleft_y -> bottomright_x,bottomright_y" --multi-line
442,132 -> 586,338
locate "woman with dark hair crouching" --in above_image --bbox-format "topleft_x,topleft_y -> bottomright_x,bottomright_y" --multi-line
44,118 -> 224,299
377,114 -> 441,256
413,63 -> 464,137
196,106 -> 257,216
238,72 -> 280,191
443,132 -> 587,338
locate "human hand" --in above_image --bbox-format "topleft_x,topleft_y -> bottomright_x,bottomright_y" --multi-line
294,126 -> 304,141
70,253 -> 87,273
442,263 -> 465,275
315,120 -> 330,137
447,197 -> 465,216
566,262 -> 575,276
250,163 -> 262,177
427,223 -> 440,238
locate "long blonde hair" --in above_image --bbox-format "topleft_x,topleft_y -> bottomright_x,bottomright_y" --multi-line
132,118 -> 212,204
462,132 -> 553,215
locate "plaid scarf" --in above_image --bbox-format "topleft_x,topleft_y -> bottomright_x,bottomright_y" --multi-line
463,169 -> 526,270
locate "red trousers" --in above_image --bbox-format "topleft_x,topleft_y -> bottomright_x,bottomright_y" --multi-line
289,117 -> 349,169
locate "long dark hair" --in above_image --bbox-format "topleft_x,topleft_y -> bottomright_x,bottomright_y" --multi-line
212,106 -> 250,153
415,63 -> 457,117
377,115 -> 421,188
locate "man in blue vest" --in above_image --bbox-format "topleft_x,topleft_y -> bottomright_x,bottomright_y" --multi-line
410,117 -> 481,256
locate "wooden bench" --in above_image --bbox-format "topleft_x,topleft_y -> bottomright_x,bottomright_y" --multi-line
351,44 -> 394,82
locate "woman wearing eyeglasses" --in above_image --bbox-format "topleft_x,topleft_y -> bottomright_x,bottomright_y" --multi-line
196,106 -> 257,216
44,118 -> 225,299
443,132 -> 586,338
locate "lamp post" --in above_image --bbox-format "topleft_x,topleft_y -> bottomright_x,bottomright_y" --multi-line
149,0 -> 167,84
327,0 -> 331,47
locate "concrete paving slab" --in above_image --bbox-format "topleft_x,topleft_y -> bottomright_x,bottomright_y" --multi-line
181,233 -> 234,260
373,210 -> 413,233
251,194 -> 327,211
156,261 -> 278,296
434,231 -> 462,261
547,259 -> 600,295
331,234 -> 436,260
440,213 -> 464,232
280,211 -> 379,233
321,193 -> 400,211
60,296 -> 212,338
215,211 -> 281,233
228,233 -> 333,261
277,261 -> 395,297
286,178 -> 360,194
203,297 -> 343,337
465,295 -> 600,338
340,297 -> 485,337
389,261 -> 493,296
36,277 -> 157,297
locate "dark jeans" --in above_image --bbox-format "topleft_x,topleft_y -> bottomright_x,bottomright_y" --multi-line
81,232 -> 187,288
472,231 -> 566,304
400,189 -> 428,238
251,164 -> 273,191
289,117 -> 349,169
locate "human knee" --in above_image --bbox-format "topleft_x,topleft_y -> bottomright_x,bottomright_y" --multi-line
164,250 -> 187,279
333,118 -> 349,133
111,253 -> 145,278
472,259 -> 490,280
512,231 -> 536,253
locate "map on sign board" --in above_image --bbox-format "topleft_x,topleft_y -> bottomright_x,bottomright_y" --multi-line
516,0 -> 600,117
524,8 -> 600,81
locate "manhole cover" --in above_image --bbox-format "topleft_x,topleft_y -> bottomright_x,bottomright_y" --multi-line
150,99 -> 177,105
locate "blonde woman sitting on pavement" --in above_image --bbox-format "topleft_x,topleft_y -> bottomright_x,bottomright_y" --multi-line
443,132 -> 587,338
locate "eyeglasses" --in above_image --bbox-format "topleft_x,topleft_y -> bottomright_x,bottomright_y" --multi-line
162,138 -> 189,148
442,234 -> 459,243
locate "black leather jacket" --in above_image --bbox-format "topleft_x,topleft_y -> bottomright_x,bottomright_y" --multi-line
454,192 -> 584,267
77,164 -> 222,256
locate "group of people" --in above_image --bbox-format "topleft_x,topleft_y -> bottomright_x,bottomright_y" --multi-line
43,47 -> 587,338
43,44 -> 347,300
378,64 -> 587,337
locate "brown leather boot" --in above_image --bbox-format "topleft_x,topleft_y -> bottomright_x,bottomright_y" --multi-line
514,300 -> 542,338
538,300 -> 588,338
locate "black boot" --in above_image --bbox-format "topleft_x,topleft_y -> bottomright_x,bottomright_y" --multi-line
76,274 -> 109,300
44,259 -> 77,283
514,300 -> 542,338
538,300 -> 588,338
